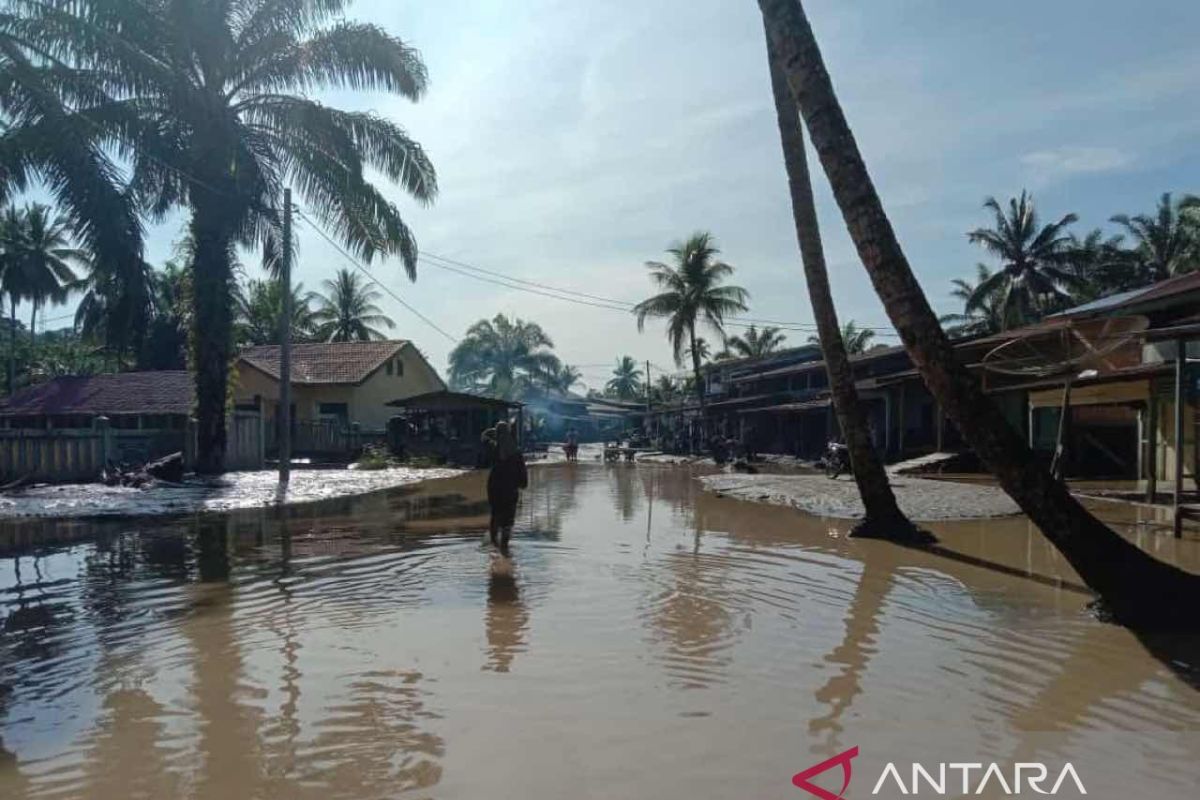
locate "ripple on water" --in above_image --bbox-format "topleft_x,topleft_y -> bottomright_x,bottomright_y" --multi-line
1,464 -> 1198,800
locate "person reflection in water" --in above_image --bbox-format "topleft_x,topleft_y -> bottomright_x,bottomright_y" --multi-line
485,558 -> 528,673
485,421 -> 528,554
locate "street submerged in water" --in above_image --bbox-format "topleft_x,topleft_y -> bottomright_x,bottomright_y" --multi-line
1,462 -> 1198,799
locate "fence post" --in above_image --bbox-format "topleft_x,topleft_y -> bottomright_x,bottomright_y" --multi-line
351,422 -> 361,454
185,418 -> 198,471
256,411 -> 265,469
94,416 -> 115,466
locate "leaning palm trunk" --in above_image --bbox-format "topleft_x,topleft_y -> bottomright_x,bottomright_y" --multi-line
765,32 -> 919,541
7,296 -> 15,394
759,0 -> 1198,626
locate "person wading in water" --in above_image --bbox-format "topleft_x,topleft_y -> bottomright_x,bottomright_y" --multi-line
486,421 -> 528,553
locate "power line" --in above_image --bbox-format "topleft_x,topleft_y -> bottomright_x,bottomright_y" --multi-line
293,210 -> 459,344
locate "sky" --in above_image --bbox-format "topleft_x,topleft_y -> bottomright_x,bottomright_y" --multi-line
35,0 -> 1200,393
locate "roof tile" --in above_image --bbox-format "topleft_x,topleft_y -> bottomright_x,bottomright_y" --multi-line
239,341 -> 408,385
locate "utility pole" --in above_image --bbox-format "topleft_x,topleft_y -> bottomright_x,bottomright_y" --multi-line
278,188 -> 293,483
645,360 -> 652,438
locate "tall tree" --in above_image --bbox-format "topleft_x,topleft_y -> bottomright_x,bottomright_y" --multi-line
940,265 -> 1004,340
724,324 -> 786,358
0,14 -> 147,362
765,36 -> 915,541
759,0 -> 1198,626
235,279 -> 318,346
0,206 -> 26,392
542,362 -> 582,394
448,314 -> 561,400
633,232 -> 749,424
16,204 -> 83,350
8,0 -> 437,472
139,260 -> 190,370
606,356 -> 643,400
809,320 -> 875,354
966,192 -> 1080,328
1110,192 -> 1200,284
312,268 -> 395,342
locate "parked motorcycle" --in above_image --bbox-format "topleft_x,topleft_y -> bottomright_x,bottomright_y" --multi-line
823,441 -> 850,479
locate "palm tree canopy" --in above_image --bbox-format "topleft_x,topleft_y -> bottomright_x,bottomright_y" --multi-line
1,203 -> 83,306
632,231 -> 749,365
809,320 -> 874,354
1110,192 -> 1200,283
2,0 -> 438,272
939,264 -> 1004,340
447,314 -> 561,400
312,268 -> 395,342
724,324 -> 786,359
235,278 -> 318,346
605,355 -> 643,399
965,191 -> 1080,327
542,362 -> 582,394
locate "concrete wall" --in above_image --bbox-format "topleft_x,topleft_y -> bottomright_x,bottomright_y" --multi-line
233,343 -> 446,432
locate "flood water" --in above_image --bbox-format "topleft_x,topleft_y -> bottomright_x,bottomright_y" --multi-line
1,463 -> 1199,799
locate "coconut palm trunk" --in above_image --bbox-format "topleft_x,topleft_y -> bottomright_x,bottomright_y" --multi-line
7,295 -> 16,393
688,322 -> 706,431
764,32 -> 919,541
189,172 -> 241,475
758,0 -> 1198,626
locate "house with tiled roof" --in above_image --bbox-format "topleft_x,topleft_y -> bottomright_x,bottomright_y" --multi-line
0,371 -> 193,429
233,340 -> 446,438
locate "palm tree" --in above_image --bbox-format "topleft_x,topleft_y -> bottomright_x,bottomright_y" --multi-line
965,192 -> 1080,327
1063,229 -> 1128,301
633,232 -> 749,423
0,205 -> 82,390
940,265 -> 1004,339
72,257 -> 156,370
724,324 -> 786,359
809,320 -> 874,354
0,17 -> 147,362
542,362 -> 582,394
312,268 -> 395,342
1110,193 -> 1200,284
140,261 -> 191,369
7,1 -> 438,472
448,314 -> 561,400
764,34 -> 913,541
653,375 -> 680,403
760,0 -> 1198,625
16,204 -> 84,350
606,356 -> 643,400
235,279 -> 319,346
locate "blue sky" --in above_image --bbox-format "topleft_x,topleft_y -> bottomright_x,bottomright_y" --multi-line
43,0 -> 1200,392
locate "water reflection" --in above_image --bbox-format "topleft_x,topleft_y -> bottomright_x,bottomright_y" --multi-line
484,556 -> 528,673
0,464 -> 1197,799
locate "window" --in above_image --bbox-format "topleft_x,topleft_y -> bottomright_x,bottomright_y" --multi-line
318,402 -> 349,423
394,357 -> 404,377
386,360 -> 394,376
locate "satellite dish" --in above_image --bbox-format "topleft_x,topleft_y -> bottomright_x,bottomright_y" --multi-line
981,315 -> 1148,480
982,315 -> 1148,379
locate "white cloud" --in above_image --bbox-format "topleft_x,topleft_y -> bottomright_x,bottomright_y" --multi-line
1019,146 -> 1135,177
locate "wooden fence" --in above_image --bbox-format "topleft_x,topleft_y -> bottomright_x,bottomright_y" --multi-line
265,419 -> 386,459
1,412 -> 266,484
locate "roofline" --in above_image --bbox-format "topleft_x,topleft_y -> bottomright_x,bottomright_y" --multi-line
236,340 -> 409,387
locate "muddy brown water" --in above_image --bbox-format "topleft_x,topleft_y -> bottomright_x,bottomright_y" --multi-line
1,464 -> 1198,799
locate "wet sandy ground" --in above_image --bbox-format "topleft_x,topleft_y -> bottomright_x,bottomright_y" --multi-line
700,472 -> 1022,521
0,466 -> 463,520
1,464 -> 1198,799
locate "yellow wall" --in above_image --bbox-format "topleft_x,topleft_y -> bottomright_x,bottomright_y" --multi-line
232,343 -> 446,431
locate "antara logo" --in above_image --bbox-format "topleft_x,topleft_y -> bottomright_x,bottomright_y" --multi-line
793,748 -> 1087,797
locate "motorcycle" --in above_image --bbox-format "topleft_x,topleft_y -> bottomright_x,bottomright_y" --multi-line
823,441 -> 850,479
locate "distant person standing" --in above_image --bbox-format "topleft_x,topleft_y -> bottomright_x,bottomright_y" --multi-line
565,428 -> 579,462
487,421 -> 528,553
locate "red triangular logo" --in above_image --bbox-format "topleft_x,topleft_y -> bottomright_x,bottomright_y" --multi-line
792,746 -> 859,800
